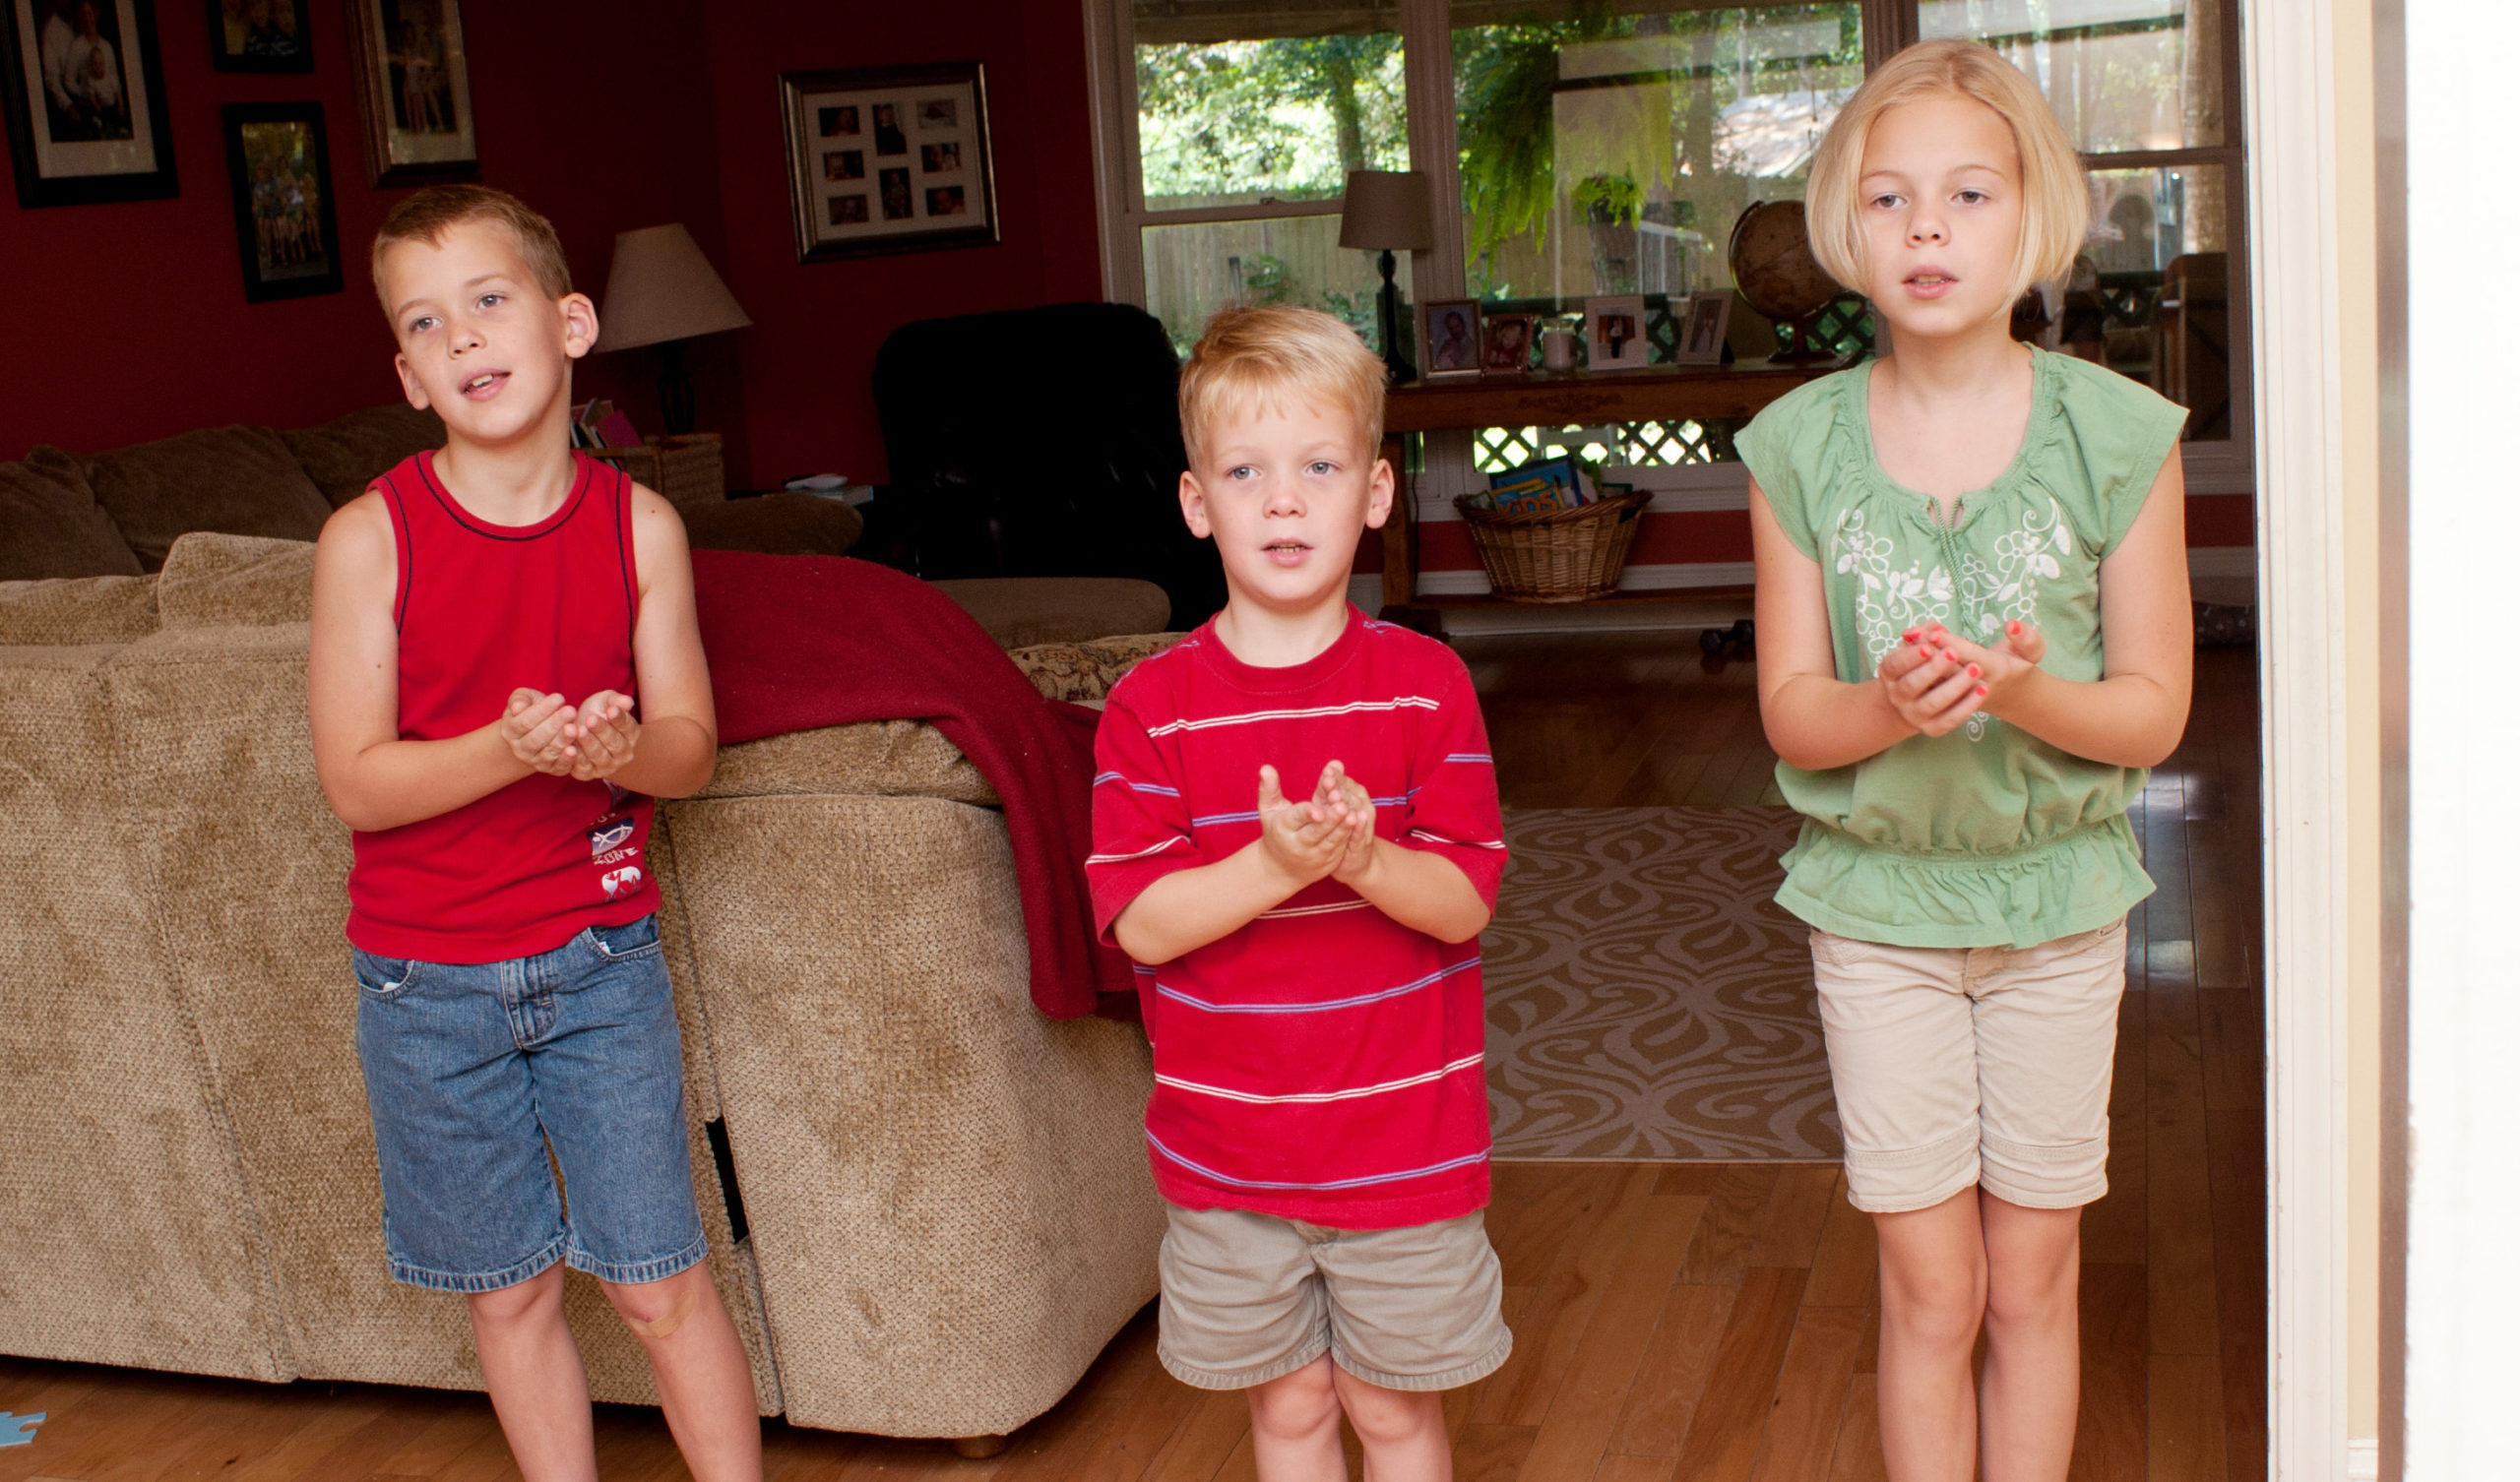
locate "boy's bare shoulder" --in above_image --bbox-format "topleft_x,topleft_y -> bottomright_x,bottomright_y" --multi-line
316,487 -> 394,562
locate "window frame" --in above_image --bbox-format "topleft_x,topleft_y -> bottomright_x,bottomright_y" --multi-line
1088,0 -> 2253,496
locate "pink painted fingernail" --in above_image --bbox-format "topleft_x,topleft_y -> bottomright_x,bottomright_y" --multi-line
1976,685 -> 1988,697
1967,664 -> 1982,678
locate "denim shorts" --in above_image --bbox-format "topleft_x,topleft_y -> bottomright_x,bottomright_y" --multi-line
350,914 -> 708,1293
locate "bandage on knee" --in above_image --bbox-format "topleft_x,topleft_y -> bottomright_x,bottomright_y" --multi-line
620,1278 -> 701,1340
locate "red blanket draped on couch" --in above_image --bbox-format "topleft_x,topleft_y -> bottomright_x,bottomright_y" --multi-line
691,550 -> 1136,1019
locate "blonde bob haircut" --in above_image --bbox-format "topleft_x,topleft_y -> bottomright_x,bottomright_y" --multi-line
1178,305 -> 1386,469
1804,39 -> 2089,307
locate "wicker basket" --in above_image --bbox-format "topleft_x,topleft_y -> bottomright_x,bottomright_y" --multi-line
588,433 -> 725,515
1453,490 -> 1652,603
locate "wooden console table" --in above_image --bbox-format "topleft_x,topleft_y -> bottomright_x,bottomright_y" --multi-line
1375,359 -> 1834,623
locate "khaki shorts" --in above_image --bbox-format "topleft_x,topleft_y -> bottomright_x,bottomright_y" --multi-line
1156,1204 -> 1512,1392
1808,919 -> 2128,1214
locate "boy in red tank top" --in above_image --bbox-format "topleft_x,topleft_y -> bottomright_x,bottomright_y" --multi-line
1090,307 -> 1511,1481
307,186 -> 759,1481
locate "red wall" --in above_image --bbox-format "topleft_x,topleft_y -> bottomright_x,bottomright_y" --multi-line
695,1 -> 1103,488
0,0 -> 742,463
1,0 -> 1105,488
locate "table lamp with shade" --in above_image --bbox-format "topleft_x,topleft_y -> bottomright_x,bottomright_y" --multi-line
597,223 -> 751,435
1338,169 -> 1433,382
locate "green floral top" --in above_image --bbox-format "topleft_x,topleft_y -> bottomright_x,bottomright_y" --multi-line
1736,348 -> 2188,949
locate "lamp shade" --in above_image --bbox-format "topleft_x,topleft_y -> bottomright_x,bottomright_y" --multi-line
597,223 -> 751,352
1338,169 -> 1434,252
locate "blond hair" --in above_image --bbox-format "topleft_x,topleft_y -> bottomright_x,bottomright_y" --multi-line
1804,39 -> 2088,305
371,184 -> 573,317
1178,305 -> 1386,467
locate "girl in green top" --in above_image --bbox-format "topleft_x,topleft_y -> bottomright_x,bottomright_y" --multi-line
1740,41 -> 2192,1482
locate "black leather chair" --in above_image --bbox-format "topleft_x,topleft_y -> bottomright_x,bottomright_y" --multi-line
871,301 -> 1226,628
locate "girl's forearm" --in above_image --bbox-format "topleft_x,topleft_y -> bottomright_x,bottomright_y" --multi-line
1762,671 -> 1920,772
1984,667 -> 2187,769
1350,843 -> 1489,944
1112,842 -> 1305,964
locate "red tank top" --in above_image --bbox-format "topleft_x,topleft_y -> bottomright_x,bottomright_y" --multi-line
346,450 -> 658,963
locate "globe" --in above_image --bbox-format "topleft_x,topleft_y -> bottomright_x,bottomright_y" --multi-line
1728,200 -> 1844,358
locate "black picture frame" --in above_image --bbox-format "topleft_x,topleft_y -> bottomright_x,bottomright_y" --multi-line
220,100 -> 342,302
779,61 -> 998,263
0,0 -> 179,208
204,0 -> 311,72
343,0 -> 475,186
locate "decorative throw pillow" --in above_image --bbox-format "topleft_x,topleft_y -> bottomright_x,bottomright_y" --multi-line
282,403 -> 446,508
0,446 -> 145,581
85,425 -> 335,572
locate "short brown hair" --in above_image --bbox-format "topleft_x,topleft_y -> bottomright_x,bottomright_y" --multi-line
1804,39 -> 2089,305
370,184 -> 572,315
1178,305 -> 1386,467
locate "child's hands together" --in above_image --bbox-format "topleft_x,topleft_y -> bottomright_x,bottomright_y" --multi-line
1255,762 -> 1377,890
563,691 -> 641,782
1255,764 -> 1347,887
1873,621 -> 2048,737
501,689 -> 581,774
1314,761 -> 1378,884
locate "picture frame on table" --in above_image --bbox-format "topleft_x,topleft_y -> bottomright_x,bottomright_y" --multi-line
343,0 -> 474,186
205,0 -> 309,71
1671,289 -> 1734,365
780,61 -> 997,263
1418,298 -> 1480,379
1584,293 -> 1650,371
0,0 -> 178,208
1480,312 -> 1536,376
220,100 -> 340,302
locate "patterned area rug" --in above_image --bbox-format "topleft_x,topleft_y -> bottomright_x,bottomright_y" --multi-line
1484,807 -> 1844,1162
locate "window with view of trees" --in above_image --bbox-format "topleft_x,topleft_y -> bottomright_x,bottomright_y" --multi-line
1095,0 -> 2247,481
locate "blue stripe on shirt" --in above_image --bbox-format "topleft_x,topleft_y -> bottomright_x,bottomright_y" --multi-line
1145,1131 -> 1489,1192
1153,956 -> 1478,1014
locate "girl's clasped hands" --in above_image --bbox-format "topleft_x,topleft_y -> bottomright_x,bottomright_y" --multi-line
1876,619 -> 2049,737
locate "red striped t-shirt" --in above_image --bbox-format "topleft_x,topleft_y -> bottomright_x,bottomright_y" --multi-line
1088,606 -> 1507,1229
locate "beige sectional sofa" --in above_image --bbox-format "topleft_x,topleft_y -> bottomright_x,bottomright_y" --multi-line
0,533 -> 1171,1441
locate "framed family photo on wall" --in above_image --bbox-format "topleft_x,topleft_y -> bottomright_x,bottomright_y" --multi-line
0,0 -> 178,208
780,61 -> 996,263
344,0 -> 473,185
204,0 -> 309,72
220,100 -> 340,301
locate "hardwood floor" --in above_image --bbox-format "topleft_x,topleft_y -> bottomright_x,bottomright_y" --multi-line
0,636 -> 2266,1482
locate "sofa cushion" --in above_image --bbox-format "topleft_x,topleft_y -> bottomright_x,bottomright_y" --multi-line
930,577 -> 1172,650
158,533 -> 315,629
0,446 -> 144,581
282,403 -> 446,509
0,574 -> 159,646
86,425 -> 335,572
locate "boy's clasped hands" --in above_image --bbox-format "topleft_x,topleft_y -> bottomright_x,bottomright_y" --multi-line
1876,619 -> 2049,737
1254,760 -> 1377,890
498,688 -> 640,781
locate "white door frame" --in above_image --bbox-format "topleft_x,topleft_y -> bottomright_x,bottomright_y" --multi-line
2242,0 -> 2354,1476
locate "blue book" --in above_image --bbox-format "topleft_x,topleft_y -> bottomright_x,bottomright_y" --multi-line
1488,455 -> 1592,507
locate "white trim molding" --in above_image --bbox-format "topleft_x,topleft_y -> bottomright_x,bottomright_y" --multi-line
2243,0 -> 2352,1477
2401,0 -> 2520,1475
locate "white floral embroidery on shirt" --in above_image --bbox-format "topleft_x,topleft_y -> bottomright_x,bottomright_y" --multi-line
1830,497 -> 2070,742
